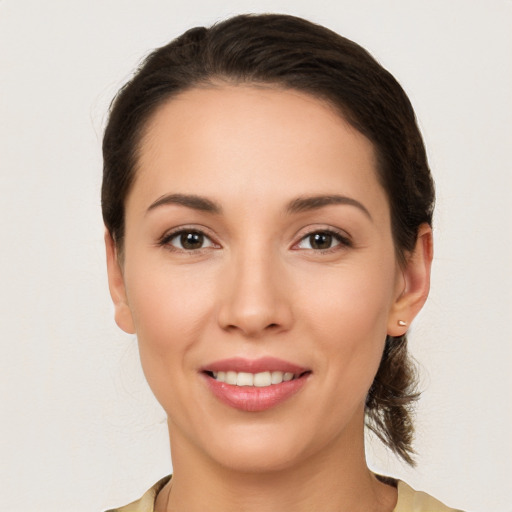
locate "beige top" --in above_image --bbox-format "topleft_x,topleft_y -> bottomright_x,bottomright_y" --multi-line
106,475 -> 463,512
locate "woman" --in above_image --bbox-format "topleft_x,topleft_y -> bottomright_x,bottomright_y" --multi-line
102,13 -> 461,512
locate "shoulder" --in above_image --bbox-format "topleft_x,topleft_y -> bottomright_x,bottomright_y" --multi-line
394,480 -> 464,512
104,475 -> 171,512
105,475 -> 463,512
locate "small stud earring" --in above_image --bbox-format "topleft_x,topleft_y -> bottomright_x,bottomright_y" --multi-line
397,320 -> 407,327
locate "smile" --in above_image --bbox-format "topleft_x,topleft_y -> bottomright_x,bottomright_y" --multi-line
202,357 -> 311,412
210,370 -> 298,387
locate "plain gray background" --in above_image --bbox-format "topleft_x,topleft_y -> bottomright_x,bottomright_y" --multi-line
1,1 -> 511,511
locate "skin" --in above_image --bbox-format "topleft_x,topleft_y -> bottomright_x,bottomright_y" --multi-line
106,85 -> 433,512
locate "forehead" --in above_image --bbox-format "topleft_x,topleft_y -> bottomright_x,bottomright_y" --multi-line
130,85 -> 388,219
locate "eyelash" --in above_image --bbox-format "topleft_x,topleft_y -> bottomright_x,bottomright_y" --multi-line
293,229 -> 353,253
158,227 -> 219,253
158,227 -> 352,254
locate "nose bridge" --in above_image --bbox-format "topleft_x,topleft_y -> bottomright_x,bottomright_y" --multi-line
217,238 -> 292,336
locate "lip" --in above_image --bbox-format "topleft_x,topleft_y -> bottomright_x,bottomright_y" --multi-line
201,357 -> 311,412
201,357 -> 308,374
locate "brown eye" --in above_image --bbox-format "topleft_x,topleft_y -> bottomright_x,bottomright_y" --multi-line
309,232 -> 334,250
164,230 -> 216,251
180,232 -> 204,250
295,230 -> 350,251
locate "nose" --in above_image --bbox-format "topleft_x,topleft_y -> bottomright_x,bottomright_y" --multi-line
217,249 -> 293,338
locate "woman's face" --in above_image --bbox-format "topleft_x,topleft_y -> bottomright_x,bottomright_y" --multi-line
108,85 -> 418,472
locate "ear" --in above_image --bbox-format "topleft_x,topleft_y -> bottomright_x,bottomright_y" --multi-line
104,229 -> 135,334
387,223 -> 433,337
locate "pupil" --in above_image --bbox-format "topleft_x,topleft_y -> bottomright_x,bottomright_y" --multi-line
181,232 -> 203,249
310,232 -> 332,250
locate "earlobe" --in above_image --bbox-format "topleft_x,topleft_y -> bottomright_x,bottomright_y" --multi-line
388,223 -> 433,337
104,229 -> 136,334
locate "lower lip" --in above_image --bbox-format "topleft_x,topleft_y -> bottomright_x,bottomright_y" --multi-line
204,374 -> 309,412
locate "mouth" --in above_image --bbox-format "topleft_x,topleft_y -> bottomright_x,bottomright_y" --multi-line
201,357 -> 311,412
204,370 -> 309,387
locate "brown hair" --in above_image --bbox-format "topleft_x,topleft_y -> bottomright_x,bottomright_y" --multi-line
102,13 -> 434,465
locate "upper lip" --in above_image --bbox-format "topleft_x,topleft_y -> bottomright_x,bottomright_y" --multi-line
201,357 -> 309,375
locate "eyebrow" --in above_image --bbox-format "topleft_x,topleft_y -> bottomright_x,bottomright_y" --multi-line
146,193 -> 222,215
286,194 -> 372,220
146,192 -> 371,220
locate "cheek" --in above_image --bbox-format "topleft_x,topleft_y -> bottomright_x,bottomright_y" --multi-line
127,259 -> 214,337
299,256 -> 397,334
297,259 -> 396,387
123,261 -> 216,397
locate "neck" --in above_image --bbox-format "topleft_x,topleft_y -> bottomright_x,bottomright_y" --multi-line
158,413 -> 397,512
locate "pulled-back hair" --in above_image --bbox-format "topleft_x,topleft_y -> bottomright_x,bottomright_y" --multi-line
102,13 -> 434,465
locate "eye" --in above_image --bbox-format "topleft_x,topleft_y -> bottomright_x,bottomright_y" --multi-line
161,229 -> 217,251
295,230 -> 351,251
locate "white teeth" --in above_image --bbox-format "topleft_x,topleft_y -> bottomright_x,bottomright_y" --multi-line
253,371 -> 272,387
271,371 -> 284,384
212,370 -> 298,387
236,372 -> 254,386
225,371 -> 237,385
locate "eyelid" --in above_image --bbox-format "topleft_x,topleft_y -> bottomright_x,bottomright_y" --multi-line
158,225 -> 221,251
291,226 -> 353,251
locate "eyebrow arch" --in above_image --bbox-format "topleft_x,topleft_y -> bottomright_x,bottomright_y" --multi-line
146,193 -> 222,215
286,194 -> 372,220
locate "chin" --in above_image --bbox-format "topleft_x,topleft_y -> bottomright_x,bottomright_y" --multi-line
189,418 -> 327,475
210,441 -> 306,474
